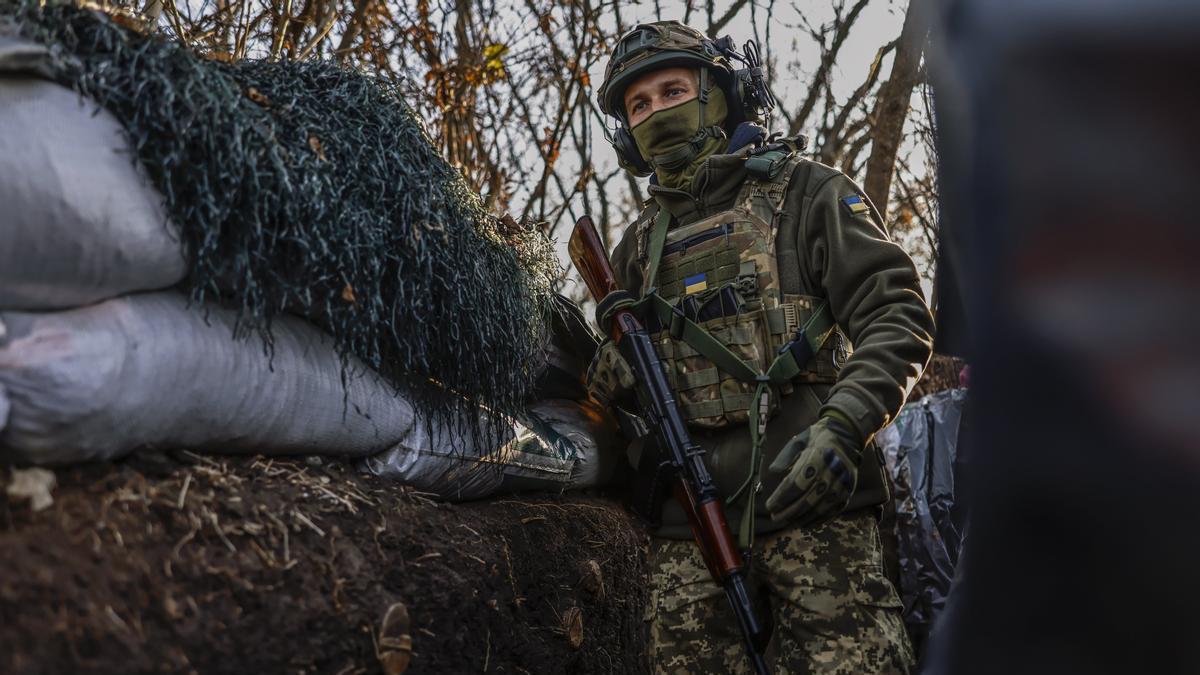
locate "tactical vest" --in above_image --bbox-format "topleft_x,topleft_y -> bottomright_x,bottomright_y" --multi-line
631,151 -> 852,432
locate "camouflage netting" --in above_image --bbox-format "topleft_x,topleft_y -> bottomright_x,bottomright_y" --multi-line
3,1 -> 561,442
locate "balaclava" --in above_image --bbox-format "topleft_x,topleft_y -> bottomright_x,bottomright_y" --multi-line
629,70 -> 728,191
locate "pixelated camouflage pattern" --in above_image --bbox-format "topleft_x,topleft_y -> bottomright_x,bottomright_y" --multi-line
646,509 -> 913,674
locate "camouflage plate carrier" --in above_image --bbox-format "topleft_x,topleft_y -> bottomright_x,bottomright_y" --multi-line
618,142 -> 852,545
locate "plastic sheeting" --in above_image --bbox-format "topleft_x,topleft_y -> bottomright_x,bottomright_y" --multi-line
361,398 -> 619,501
0,75 -> 185,310
877,387 -> 969,648
0,292 -> 416,465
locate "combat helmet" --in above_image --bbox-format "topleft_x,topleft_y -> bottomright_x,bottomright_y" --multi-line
598,20 -> 777,175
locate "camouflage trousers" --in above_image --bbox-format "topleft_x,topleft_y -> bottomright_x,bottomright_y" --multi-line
647,509 -> 914,674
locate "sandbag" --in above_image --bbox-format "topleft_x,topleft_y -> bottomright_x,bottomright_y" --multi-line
7,7 -> 562,431
0,292 -> 416,465
877,387 -> 969,650
362,399 -> 620,501
0,74 -> 186,310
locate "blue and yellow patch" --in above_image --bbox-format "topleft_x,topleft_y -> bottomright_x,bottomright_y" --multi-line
842,194 -> 870,215
683,272 -> 708,295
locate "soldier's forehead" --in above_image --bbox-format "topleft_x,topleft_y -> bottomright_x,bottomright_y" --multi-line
627,67 -> 697,92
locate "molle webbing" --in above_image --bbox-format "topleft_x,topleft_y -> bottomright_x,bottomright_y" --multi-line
656,249 -> 743,299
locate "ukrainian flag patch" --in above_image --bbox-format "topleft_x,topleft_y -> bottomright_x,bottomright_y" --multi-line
842,194 -> 870,215
683,272 -> 708,295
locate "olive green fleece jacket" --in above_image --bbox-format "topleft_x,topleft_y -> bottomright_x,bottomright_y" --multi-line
609,147 -> 935,539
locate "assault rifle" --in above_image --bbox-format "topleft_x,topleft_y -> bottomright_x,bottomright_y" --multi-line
569,216 -> 771,675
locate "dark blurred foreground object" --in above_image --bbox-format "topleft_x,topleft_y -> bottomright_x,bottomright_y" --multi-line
926,0 -> 1200,673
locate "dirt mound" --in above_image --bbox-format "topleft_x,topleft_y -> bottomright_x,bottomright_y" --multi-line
0,454 -> 649,674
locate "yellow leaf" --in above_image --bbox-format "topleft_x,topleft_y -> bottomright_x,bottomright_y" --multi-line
245,87 -> 271,107
482,43 -> 508,78
483,43 -> 508,62
308,134 -> 327,162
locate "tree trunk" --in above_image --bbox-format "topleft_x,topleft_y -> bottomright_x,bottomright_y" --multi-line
862,0 -> 927,220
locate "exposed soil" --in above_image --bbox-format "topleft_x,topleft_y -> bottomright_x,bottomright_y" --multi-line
0,453 -> 649,675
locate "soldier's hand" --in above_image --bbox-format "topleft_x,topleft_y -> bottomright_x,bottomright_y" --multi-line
585,339 -> 635,406
765,413 -> 863,526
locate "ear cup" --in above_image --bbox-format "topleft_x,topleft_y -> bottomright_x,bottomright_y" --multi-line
730,66 -> 776,124
730,69 -> 758,124
613,126 -> 652,176
728,71 -> 751,125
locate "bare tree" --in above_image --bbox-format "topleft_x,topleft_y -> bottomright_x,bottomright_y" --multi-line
862,0 -> 927,218
113,0 -> 937,297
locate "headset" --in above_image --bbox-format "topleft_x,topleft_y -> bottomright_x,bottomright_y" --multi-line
715,37 -> 778,124
611,37 -> 778,176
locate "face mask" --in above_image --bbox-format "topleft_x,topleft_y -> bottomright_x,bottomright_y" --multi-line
629,85 -> 728,190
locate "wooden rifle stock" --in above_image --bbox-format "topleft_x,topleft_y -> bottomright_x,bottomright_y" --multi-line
567,216 -> 620,300
569,215 -> 771,675
568,215 -> 631,342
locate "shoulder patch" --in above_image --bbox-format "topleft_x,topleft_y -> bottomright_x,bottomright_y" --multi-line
841,193 -> 871,216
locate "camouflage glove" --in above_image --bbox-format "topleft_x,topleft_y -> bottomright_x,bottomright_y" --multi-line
765,411 -> 864,526
585,339 -> 635,406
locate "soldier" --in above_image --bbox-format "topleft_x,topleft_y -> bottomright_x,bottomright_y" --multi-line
587,21 -> 935,674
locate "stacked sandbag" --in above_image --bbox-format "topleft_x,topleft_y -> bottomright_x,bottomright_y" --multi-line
4,4 -> 561,430
0,293 -> 417,464
0,9 -> 610,499
0,75 -> 186,309
0,58 -> 378,462
0,55 -> 418,465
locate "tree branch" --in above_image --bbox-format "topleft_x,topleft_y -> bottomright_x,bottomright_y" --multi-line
787,0 -> 872,136
707,0 -> 750,35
